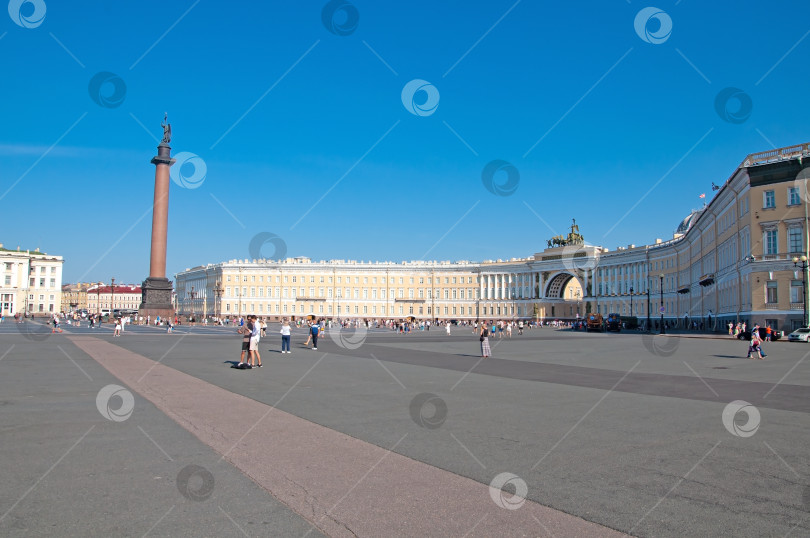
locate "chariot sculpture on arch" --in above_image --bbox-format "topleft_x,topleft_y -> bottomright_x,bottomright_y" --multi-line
547,219 -> 585,248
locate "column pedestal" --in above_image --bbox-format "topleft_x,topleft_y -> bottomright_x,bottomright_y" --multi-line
139,277 -> 174,320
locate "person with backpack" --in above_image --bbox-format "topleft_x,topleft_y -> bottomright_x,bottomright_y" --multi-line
236,319 -> 252,368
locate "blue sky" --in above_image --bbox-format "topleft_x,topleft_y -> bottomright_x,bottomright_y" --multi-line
2,0 -> 809,284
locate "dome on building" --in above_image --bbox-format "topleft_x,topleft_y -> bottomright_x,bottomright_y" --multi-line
676,209 -> 704,235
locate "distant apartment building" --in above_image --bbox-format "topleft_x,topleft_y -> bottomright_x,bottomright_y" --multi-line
0,245 -> 64,315
86,284 -> 143,313
61,282 -> 93,312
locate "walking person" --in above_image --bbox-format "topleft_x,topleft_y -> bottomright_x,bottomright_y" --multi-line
280,318 -> 292,353
113,318 -> 121,337
52,313 -> 63,333
310,319 -> 320,350
304,321 -> 314,347
747,330 -> 765,359
479,323 -> 491,358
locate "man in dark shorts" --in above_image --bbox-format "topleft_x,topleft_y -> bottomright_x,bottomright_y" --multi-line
237,318 -> 253,368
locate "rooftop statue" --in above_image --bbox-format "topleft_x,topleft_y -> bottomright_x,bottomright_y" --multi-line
547,219 -> 584,248
161,112 -> 171,144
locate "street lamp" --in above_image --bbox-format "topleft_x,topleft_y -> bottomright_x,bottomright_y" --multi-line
189,285 -> 196,322
97,282 -> 101,318
659,273 -> 665,334
646,279 -> 651,332
793,255 -> 809,327
214,280 -> 224,323
629,286 -> 634,318
111,277 -> 115,317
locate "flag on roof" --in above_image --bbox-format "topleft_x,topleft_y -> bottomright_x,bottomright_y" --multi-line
699,193 -> 706,199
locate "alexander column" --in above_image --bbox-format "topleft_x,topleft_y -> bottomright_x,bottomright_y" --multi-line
138,114 -> 176,320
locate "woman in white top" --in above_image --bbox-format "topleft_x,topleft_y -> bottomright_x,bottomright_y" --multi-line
280,319 -> 292,353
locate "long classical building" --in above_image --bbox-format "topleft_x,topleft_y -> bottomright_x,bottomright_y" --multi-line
0,245 -> 64,315
175,142 -> 810,332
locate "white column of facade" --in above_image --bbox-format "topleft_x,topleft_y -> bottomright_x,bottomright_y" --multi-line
483,275 -> 492,301
583,269 -> 589,298
538,271 -> 544,299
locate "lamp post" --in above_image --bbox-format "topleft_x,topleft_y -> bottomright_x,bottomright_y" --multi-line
646,279 -> 651,332
110,277 -> 115,318
630,286 -> 634,318
659,273 -> 665,334
189,285 -> 196,322
97,282 -> 101,318
793,255 -> 809,327
214,280 -> 223,324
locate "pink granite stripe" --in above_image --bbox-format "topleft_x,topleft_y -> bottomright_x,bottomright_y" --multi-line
70,336 -> 627,538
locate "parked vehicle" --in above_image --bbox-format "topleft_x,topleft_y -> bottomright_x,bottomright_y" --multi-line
788,327 -> 810,342
621,316 -> 639,330
605,313 -> 622,332
586,313 -> 604,332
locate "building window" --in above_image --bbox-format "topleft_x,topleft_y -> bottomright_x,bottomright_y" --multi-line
766,281 -> 778,304
765,230 -> 778,255
763,190 -> 775,209
789,227 -> 803,253
789,187 -> 801,206
791,280 -> 803,303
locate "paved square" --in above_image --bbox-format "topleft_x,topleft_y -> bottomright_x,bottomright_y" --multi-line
1,320 -> 809,536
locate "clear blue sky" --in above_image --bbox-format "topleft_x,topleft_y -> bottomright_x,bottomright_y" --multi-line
2,0 -> 809,284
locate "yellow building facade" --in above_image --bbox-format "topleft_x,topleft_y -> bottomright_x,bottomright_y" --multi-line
175,142 -> 810,331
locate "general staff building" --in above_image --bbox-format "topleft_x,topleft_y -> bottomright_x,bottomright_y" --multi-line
175,142 -> 810,333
